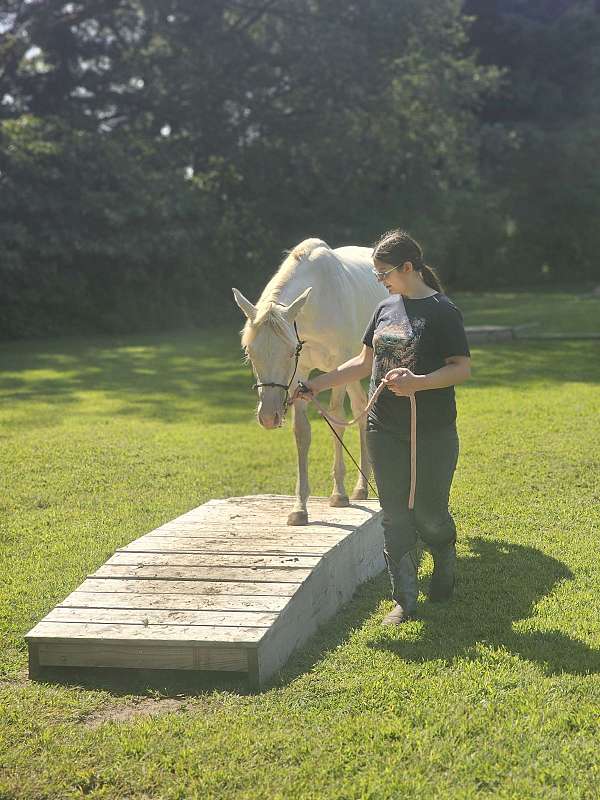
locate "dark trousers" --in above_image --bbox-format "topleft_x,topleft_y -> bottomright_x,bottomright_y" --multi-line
366,422 -> 460,562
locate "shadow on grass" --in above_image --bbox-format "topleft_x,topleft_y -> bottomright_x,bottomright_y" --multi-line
1,331 -> 598,429
37,665 -> 253,698
32,537 -> 598,701
467,340 -> 599,388
0,329 -> 256,425
367,537 -> 600,677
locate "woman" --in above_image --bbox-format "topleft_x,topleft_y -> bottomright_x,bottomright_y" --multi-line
293,229 -> 471,625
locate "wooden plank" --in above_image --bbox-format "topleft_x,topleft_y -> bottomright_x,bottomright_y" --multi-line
108,552 -> 320,569
47,607 -> 277,627
121,538 -> 334,556
27,620 -> 266,645
151,524 -> 359,536
131,531 -> 349,555
164,498 -> 361,525
38,642 -> 248,671
78,578 -> 298,597
168,501 -> 377,516
138,531 -> 345,542
60,591 -> 290,613
25,496 -> 383,684
91,565 -> 310,583
158,499 -> 378,524
254,512 -> 385,685
186,495 -> 374,508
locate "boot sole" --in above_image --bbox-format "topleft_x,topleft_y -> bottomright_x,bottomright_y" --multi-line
381,610 -> 417,625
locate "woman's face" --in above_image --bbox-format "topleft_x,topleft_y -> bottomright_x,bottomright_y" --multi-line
373,257 -> 411,294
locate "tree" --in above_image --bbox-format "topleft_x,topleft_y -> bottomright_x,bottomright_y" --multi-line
1,1 -> 496,337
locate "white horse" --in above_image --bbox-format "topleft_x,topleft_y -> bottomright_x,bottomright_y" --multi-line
233,238 -> 387,525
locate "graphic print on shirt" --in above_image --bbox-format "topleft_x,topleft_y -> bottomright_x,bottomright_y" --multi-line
371,316 -> 426,393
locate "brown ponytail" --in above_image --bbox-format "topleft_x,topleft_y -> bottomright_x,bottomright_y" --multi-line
373,229 -> 444,295
420,263 -> 444,293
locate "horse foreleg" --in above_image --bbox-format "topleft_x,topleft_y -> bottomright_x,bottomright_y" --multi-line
329,385 -> 349,507
347,380 -> 370,501
288,398 -> 311,526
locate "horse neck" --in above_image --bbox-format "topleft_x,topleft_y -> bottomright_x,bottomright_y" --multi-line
269,263 -> 322,337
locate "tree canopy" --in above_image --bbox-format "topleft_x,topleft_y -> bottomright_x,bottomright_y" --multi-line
1,1 -> 598,338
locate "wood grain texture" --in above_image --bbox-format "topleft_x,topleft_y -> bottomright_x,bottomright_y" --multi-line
28,620 -> 267,644
47,607 -> 278,627
78,578 -> 299,597
60,591 -> 291,612
38,643 -> 248,671
91,565 -> 311,583
26,496 -> 383,686
108,552 -> 321,569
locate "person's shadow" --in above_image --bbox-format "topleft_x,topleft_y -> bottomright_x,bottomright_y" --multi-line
367,537 -> 600,676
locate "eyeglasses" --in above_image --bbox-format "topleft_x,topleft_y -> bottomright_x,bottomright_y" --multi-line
371,264 -> 398,281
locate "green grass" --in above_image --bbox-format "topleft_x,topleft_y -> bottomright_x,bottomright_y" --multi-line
1,290 -> 599,799
454,288 -> 600,333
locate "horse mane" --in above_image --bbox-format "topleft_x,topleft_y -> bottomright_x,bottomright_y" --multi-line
241,238 -> 329,348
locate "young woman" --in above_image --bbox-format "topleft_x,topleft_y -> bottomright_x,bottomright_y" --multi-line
293,229 -> 471,625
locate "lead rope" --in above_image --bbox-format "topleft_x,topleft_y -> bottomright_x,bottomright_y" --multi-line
250,319 -> 417,510
296,382 -> 417,510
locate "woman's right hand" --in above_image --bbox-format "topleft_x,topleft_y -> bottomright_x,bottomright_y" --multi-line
292,380 -> 316,403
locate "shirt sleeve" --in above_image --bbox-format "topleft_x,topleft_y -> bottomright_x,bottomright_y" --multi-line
362,308 -> 379,348
437,304 -> 471,359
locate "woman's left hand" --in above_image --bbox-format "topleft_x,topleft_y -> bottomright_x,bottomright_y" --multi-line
383,368 -> 424,396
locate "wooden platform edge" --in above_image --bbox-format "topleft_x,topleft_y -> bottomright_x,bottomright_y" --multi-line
24,496 -> 383,687
251,510 -> 385,688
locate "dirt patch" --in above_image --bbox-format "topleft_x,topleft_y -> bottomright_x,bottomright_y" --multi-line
0,668 -> 30,688
82,696 -> 189,728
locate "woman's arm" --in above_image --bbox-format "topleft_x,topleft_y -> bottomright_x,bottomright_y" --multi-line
293,345 -> 373,399
385,355 -> 471,396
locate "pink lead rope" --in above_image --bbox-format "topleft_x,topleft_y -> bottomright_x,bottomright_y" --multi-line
299,382 -> 417,510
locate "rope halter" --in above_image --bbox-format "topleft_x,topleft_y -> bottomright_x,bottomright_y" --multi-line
251,320 -> 305,411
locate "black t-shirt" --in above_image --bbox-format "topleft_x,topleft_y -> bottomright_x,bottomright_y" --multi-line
362,292 -> 470,435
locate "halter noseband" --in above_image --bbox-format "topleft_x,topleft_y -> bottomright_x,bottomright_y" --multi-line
251,320 -> 305,408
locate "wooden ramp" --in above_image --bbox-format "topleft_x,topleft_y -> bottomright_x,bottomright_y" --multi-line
26,495 -> 383,688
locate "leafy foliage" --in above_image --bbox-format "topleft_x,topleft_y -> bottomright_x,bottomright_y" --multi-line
459,0 -> 600,286
1,1 -> 598,337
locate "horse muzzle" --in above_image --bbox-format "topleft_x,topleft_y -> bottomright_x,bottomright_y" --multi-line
258,407 -> 283,429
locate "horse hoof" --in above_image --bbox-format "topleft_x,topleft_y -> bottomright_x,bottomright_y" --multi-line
287,511 -> 309,526
329,494 -> 350,508
350,489 -> 368,501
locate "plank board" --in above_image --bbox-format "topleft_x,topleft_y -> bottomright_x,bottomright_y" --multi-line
121,538 -> 335,556
38,643 -> 248,671
60,591 -> 290,612
26,495 -> 384,687
78,578 -> 299,597
109,552 -> 321,569
29,620 -> 267,644
47,607 -> 278,627
91,565 -> 311,583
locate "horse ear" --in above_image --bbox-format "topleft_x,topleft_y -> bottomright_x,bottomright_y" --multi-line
232,288 -> 257,321
282,287 -> 312,322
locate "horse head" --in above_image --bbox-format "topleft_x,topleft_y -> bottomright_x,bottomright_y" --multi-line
233,286 -> 312,429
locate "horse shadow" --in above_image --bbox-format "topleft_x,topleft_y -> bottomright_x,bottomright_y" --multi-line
364,537 -> 599,677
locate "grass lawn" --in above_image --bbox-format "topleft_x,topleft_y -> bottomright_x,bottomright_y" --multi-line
454,288 -> 600,334
1,290 -> 599,799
